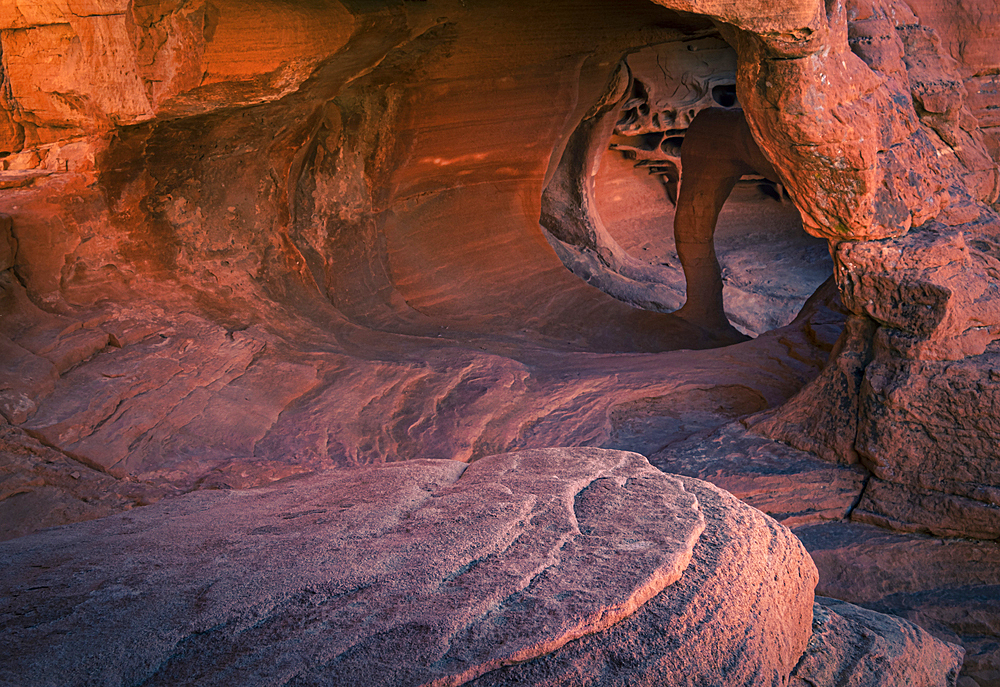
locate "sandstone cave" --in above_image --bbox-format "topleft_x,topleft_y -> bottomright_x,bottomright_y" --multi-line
1,0 -> 999,685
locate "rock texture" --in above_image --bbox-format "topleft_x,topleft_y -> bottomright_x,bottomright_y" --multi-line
0,449 -> 816,687
791,596 -> 965,687
752,218 -> 1000,542
799,522 -> 1000,686
0,0 -> 857,526
652,413 -> 1000,684
650,421 -> 868,528
904,0 -> 1000,171
0,422 -> 171,542
2,0 -> 1000,685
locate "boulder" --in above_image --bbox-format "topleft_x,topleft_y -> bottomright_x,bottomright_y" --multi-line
0,448 -> 817,687
790,596 -> 965,687
797,521 -> 1000,686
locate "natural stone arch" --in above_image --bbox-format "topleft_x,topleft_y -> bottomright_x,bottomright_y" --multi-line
541,30 -> 830,341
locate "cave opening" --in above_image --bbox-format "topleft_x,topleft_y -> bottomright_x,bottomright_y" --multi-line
541,29 -> 834,340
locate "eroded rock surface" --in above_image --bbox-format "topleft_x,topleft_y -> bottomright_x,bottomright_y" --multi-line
791,597 -> 965,687
798,522 -> 1000,686
1,0 -> 1000,684
0,449 -> 819,687
467,472 -> 817,687
650,421 -> 868,528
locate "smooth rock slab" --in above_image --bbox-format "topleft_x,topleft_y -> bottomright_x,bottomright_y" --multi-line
0,448 -> 705,687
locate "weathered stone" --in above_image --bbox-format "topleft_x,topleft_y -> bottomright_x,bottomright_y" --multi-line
0,2 -> 999,684
798,521 -> 1000,603
796,521 -> 1000,686
466,472 -> 817,687
854,346 -> 1000,539
0,214 -> 13,271
21,314 -> 320,486
650,421 -> 867,527
0,423 -> 171,541
748,312 -> 875,465
790,596 -> 965,687
0,449 -> 816,687
0,334 -> 56,425
853,478 -> 1000,540
905,0 -> 1000,170
836,221 -> 1000,361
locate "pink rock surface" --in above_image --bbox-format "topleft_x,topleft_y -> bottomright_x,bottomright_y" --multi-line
791,596 -> 965,687
0,449 -> 816,687
465,473 -> 817,686
797,521 -> 1000,686
1,0 -> 999,683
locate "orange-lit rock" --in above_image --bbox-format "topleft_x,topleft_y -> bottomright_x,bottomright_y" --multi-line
904,0 -> 1000,168
1,0 -> 1000,683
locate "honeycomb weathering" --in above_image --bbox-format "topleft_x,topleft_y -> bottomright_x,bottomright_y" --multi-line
1,0 -> 1000,684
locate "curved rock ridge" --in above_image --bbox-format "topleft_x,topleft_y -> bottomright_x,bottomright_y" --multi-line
466,474 -> 817,686
0,448 -> 710,687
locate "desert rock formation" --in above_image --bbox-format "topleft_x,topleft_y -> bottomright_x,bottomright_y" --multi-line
2,448 -> 965,687
2,0 -> 1000,684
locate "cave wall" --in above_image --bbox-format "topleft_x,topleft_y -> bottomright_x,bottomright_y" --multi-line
3,3 -> 1000,682
2,0 -> 998,332
6,0 -> 842,497
1,0 -> 738,352
1,0 -> 999,507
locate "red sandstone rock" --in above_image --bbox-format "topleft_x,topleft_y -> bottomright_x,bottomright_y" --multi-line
797,521 -> 1000,686
0,423 -> 171,541
747,313 -> 877,465
468,473 -> 817,686
1,1 -> 999,684
751,220 -> 1000,542
836,220 -> 1000,361
650,421 -> 868,527
0,214 -> 12,270
790,596 -> 965,687
904,0 -> 1000,169
0,449 -> 818,687
853,348 -> 1000,540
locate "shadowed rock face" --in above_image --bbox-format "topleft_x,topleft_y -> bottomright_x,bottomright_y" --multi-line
791,596 -> 965,687
1,0 -> 1000,684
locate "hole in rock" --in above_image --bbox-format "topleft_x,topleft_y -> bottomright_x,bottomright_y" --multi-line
594,151 -> 832,337
712,83 -> 738,108
545,32 -> 833,339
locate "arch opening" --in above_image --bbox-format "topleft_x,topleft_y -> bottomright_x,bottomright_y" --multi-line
541,32 -> 834,341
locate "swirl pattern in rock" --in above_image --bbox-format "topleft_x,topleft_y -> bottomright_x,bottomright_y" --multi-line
0,448 -> 708,687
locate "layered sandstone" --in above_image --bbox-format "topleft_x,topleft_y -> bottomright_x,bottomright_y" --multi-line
1,0 -> 1000,684
791,597 -> 965,687
0,449 -> 814,687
